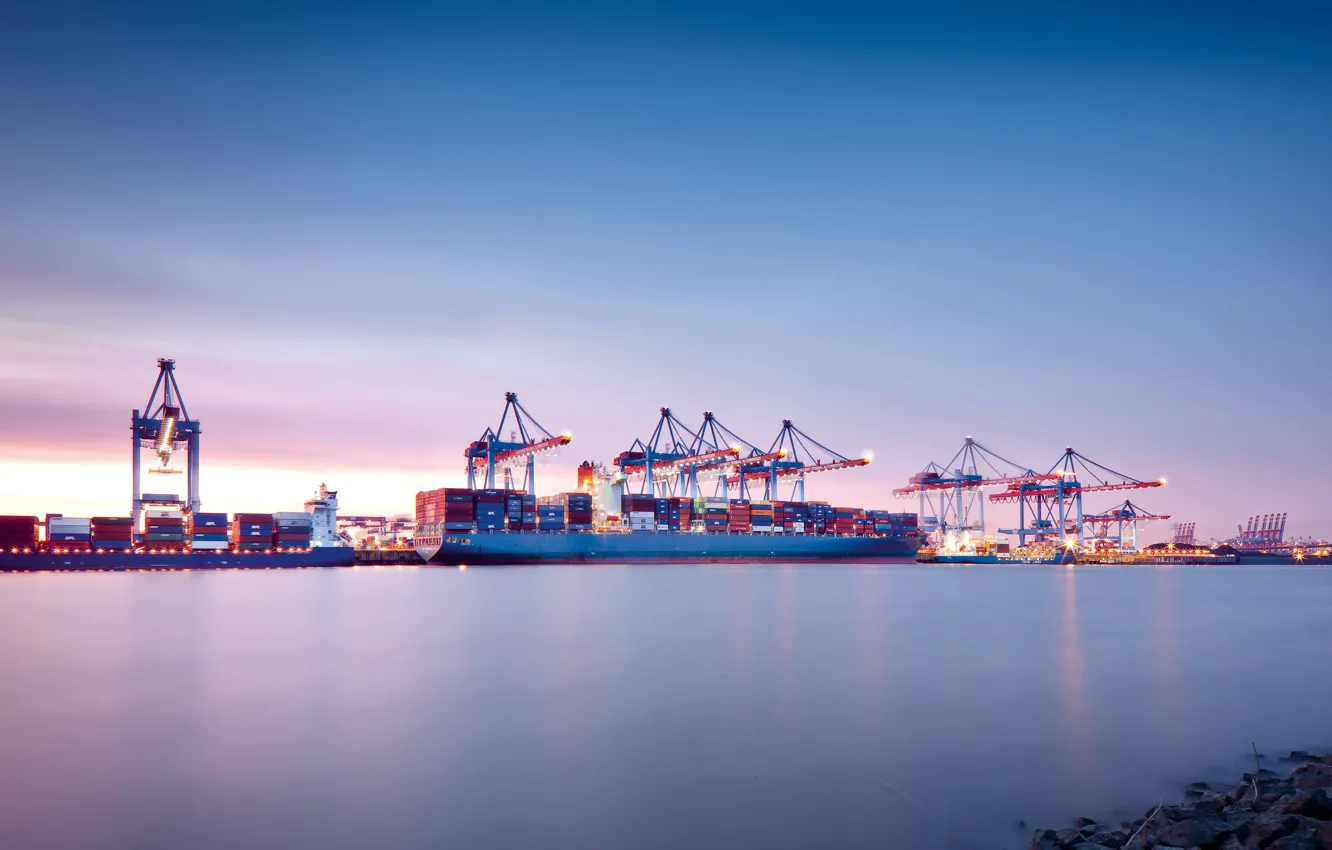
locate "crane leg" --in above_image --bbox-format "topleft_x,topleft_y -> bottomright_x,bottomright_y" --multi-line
131,410 -> 141,517
188,431 -> 200,513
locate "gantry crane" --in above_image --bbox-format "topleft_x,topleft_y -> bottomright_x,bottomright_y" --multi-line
892,437 -> 1058,538
686,411 -> 786,500
719,419 -> 870,501
464,393 -> 571,494
1081,500 -> 1171,551
131,358 -> 202,516
990,447 -> 1165,546
614,408 -> 712,496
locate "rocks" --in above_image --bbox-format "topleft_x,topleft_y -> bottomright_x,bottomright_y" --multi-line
1268,829 -> 1322,850
1272,790 -> 1332,820
1153,815 -> 1233,848
1026,752 -> 1332,850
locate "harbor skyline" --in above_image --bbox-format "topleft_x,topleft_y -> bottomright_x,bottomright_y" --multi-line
2,3 -> 1329,536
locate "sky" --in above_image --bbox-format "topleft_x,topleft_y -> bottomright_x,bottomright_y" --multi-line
1,2 -> 1330,541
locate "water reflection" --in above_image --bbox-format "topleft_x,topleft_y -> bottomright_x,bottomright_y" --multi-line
0,565 -> 1328,850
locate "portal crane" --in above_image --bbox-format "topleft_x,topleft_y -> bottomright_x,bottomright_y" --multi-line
688,411 -> 787,500
892,437 -> 1056,539
613,408 -> 711,496
991,447 -> 1165,546
722,419 -> 870,501
132,358 -> 202,516
1081,500 -> 1171,551
464,393 -> 571,494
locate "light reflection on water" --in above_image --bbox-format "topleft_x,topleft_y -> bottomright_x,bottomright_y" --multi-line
0,564 -> 1329,850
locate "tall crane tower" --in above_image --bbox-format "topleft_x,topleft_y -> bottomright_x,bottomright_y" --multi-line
1081,500 -> 1171,551
614,408 -> 710,496
711,419 -> 868,501
131,358 -> 201,515
892,437 -> 1057,539
464,393 -> 571,494
990,447 -> 1165,547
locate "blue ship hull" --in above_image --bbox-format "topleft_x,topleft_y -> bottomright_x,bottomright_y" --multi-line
416,530 -> 922,565
0,547 -> 355,572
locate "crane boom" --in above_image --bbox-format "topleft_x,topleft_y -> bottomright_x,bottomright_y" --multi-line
622,446 -> 739,476
734,456 -> 868,482
470,434 -> 571,469
893,472 -> 1060,496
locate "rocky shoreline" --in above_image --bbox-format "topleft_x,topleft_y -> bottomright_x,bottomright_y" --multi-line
1028,751 -> 1332,850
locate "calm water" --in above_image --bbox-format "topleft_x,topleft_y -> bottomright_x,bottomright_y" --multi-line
1,564 -> 1329,850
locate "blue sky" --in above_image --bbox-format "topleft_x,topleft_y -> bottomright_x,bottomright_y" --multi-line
1,2 -> 1329,539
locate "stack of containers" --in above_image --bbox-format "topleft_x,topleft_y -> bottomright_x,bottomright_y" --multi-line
0,516 -> 39,551
852,509 -> 869,536
91,517 -> 134,550
789,502 -> 809,534
621,494 -> 656,532
443,489 -> 475,532
667,497 -> 692,531
189,512 -> 229,551
564,493 -> 593,531
144,509 -> 186,550
807,502 -> 829,534
232,513 -> 274,551
831,507 -> 857,535
415,490 -> 439,526
474,490 -> 505,531
749,501 -> 773,533
537,503 -> 565,531
272,512 -> 313,549
48,516 -> 93,551
520,493 -> 537,530
895,513 -> 919,534
771,501 -> 789,533
700,497 -> 729,532
728,499 -> 751,533
653,498 -> 670,531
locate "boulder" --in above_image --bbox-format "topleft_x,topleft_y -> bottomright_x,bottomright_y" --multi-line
1316,821 -> 1332,850
1240,812 -> 1320,847
1152,815 -> 1233,849
1030,828 -> 1064,850
1085,830 -> 1125,849
1272,789 -> 1332,820
1291,764 -> 1332,792
1270,830 -> 1322,850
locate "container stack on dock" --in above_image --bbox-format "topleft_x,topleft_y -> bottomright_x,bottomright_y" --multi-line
48,516 -> 92,551
91,517 -> 133,550
144,509 -> 186,551
232,513 -> 274,551
0,516 -> 38,551
189,512 -> 229,551
272,512 -> 313,549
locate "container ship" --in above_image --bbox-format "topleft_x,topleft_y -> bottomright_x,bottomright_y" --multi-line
0,486 -> 354,572
414,489 -> 922,565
